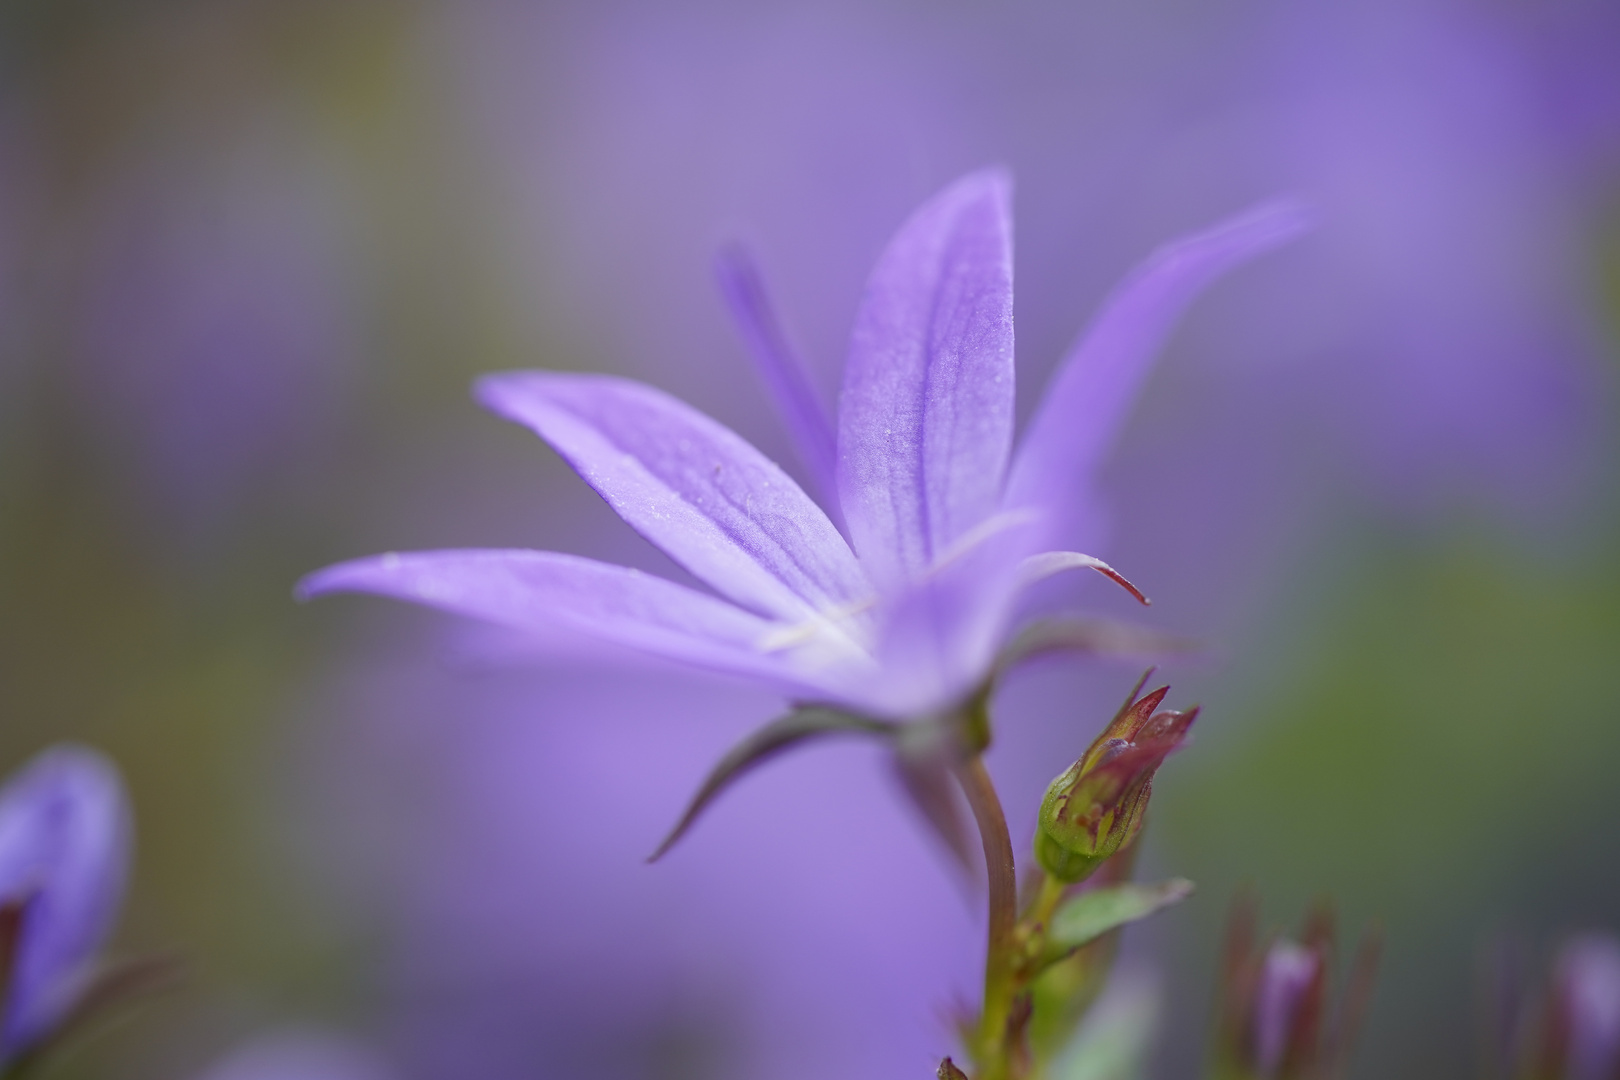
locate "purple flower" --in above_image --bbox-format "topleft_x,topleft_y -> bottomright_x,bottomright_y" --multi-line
192,1031 -> 396,1080
1554,936 -> 1620,1080
1213,901 -> 1380,1080
0,746 -> 131,1062
1253,941 -> 1321,1077
302,172 -> 1304,723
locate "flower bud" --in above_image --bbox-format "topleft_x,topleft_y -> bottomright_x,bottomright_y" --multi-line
1034,679 -> 1197,883
1253,941 -> 1324,1077
1213,899 -> 1380,1080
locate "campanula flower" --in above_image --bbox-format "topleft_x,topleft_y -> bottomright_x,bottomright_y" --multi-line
301,171 -> 1305,724
0,745 -> 131,1063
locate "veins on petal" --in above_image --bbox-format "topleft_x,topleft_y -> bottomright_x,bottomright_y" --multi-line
755,594 -> 881,658
925,507 -> 1042,578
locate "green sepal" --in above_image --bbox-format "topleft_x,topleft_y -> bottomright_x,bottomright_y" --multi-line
1042,879 -> 1194,965
1034,828 -> 1107,885
648,706 -> 896,861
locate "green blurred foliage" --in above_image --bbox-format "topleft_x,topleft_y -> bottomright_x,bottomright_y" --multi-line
1146,208 -> 1620,1079
1159,501 -> 1620,1078
0,3 -> 487,1076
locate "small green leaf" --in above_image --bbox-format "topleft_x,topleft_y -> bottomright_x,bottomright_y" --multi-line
1045,879 -> 1195,958
648,706 -> 896,861
1055,976 -> 1160,1080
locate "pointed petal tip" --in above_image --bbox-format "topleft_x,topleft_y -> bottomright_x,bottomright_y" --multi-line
712,243 -> 762,314
1003,194 -> 1314,529
1174,196 -> 1318,260
713,239 -> 755,280
292,571 -> 323,603
296,552 -> 438,604
711,242 -> 841,499
935,166 -> 1013,217
18,743 -> 129,813
473,368 -> 622,424
469,368 -> 516,405
895,167 -> 1012,234
471,368 -> 551,418
293,558 -> 376,603
1138,197 -> 1317,287
957,163 -> 1013,195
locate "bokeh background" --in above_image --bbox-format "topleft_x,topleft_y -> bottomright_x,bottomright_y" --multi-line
1,1 -> 1617,1078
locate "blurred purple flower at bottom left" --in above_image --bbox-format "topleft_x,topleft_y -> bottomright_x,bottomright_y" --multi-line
193,1031 -> 397,1080
0,745 -> 131,1062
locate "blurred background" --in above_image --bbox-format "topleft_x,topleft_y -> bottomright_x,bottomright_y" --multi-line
0,1 -> 1616,1077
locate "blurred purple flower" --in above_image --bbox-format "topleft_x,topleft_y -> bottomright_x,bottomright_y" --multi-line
0,746 -> 131,1062
193,1031 -> 396,1080
303,171 -> 1304,719
71,131 -> 358,544
1554,936 -> 1620,1080
1253,941 -> 1320,1077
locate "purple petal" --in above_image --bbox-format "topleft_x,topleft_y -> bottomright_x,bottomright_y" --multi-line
0,746 -> 131,1056
714,245 -> 839,503
1254,940 -> 1319,1075
475,372 -> 866,624
298,549 -> 836,695
861,539 -> 1026,717
1004,200 -> 1314,548
848,510 -> 1052,716
863,579 -> 987,716
837,169 -> 1015,585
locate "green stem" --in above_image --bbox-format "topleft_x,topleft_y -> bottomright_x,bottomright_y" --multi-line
1028,872 -> 1065,932
955,755 -> 1018,1071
